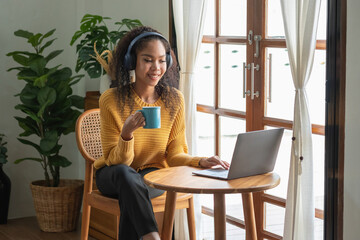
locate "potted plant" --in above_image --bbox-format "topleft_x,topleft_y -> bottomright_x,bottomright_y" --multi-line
6,29 -> 84,232
0,133 -> 11,224
70,14 -> 142,94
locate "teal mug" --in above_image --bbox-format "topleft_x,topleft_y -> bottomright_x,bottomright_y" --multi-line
137,107 -> 161,129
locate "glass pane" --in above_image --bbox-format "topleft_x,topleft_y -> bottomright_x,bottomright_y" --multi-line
313,134 -> 324,210
265,126 -> 325,209
265,127 -> 292,199
203,0 -> 215,36
220,0 -> 247,36
196,112 -> 215,157
265,196 -> 324,239
219,44 -> 246,111
265,48 -> 326,125
220,116 -> 246,162
267,0 -> 285,38
195,43 -> 215,107
265,203 -> 285,235
265,48 -> 294,121
317,0 -> 327,40
267,0 -> 326,40
307,50 -> 326,126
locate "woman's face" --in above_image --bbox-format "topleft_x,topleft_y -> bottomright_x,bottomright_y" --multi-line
134,39 -> 167,88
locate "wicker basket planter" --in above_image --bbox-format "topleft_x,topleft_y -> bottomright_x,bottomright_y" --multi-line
30,179 -> 84,232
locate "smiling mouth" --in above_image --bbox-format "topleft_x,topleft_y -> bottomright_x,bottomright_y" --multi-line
148,74 -> 161,80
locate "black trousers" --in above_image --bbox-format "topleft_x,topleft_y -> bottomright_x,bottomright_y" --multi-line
96,164 -> 165,240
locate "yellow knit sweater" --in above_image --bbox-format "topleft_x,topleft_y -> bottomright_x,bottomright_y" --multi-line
94,87 -> 203,170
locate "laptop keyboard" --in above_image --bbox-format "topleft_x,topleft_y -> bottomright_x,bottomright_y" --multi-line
204,169 -> 229,178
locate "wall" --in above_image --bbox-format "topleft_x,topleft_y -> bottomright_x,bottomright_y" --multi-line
0,0 -> 168,219
344,0 -> 360,238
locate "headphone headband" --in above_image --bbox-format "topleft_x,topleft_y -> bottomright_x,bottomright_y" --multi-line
123,32 -> 173,70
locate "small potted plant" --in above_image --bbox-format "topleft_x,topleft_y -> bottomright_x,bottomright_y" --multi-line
70,14 -> 142,93
6,29 -> 84,232
0,133 -> 11,224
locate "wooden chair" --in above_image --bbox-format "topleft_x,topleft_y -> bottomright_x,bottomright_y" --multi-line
75,108 -> 196,240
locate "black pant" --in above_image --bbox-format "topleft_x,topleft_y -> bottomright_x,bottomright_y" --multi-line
96,164 -> 165,240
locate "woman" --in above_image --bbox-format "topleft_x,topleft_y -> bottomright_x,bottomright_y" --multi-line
94,26 -> 229,240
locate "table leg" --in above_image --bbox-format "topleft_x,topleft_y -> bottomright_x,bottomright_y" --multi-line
161,191 -> 177,240
213,193 -> 226,240
242,192 -> 258,240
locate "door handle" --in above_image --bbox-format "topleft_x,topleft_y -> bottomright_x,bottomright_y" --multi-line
251,63 -> 260,100
267,53 -> 273,103
243,63 -> 251,98
254,35 -> 262,58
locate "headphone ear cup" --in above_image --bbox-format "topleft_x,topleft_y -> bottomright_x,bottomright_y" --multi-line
124,53 -> 136,70
123,53 -> 131,70
166,53 -> 173,69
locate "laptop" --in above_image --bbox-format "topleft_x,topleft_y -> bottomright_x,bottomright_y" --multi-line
192,128 -> 284,180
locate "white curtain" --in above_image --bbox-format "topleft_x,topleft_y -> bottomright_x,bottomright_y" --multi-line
280,0 -> 321,239
172,0 -> 208,239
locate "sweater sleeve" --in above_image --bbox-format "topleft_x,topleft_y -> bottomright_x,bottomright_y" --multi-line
99,89 -> 134,166
166,92 -> 202,167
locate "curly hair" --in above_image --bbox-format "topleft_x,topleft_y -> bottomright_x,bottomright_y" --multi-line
110,26 -> 180,118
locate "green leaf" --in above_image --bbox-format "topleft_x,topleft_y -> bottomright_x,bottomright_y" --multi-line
70,30 -> 83,46
84,60 -> 102,78
17,138 -> 42,154
39,39 -> 56,53
29,56 -> 47,75
17,69 -> 37,81
49,67 -> 72,82
15,105 -> 41,123
74,58 -> 85,73
33,75 -> 48,88
6,51 -> 37,58
62,110 -> 81,135
37,86 -> 56,106
14,157 -> 43,164
56,87 -> 72,106
78,46 -> 95,62
69,95 -> 84,109
14,30 -> 34,39
40,29 -> 56,42
48,155 -> 71,167
45,50 -> 63,62
79,14 -> 104,32
52,99 -> 72,116
7,66 -> 25,72
37,87 -> 57,118
15,116 -> 39,137
19,84 -> 38,105
40,130 -> 58,152
28,33 -> 42,48
69,74 -> 84,86
12,54 -> 29,66
42,144 -> 62,156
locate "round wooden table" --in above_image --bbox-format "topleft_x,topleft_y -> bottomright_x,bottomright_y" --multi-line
144,166 -> 280,240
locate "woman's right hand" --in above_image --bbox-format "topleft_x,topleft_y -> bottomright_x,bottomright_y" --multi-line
121,111 -> 145,141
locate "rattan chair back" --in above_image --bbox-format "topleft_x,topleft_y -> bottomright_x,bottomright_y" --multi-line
76,109 -> 103,162
75,108 -> 196,240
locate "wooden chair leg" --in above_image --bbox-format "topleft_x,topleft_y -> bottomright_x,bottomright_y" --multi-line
187,196 -> 196,240
116,216 -> 120,240
161,191 -> 177,240
81,203 -> 91,240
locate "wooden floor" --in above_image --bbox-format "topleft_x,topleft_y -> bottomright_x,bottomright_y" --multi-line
0,216 -> 96,240
0,200 -> 324,240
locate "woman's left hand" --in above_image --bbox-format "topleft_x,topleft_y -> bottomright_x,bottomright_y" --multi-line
199,156 -> 230,169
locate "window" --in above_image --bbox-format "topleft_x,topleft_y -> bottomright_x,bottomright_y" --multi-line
194,0 -> 327,238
